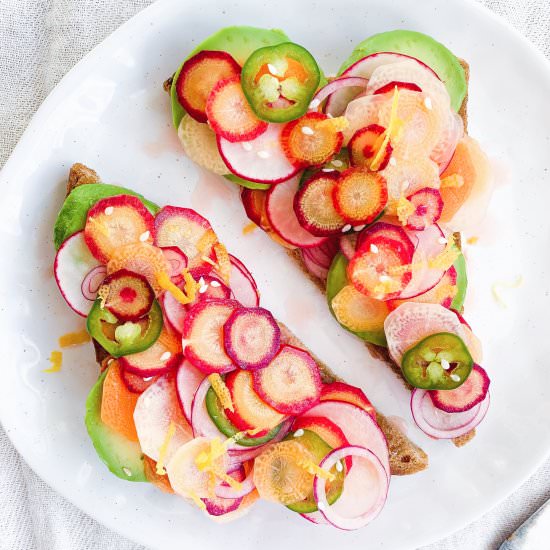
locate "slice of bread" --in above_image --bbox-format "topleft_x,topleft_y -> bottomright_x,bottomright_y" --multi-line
64,162 -> 428,476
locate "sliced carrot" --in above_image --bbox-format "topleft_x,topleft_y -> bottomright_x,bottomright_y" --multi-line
143,456 -> 175,493
100,362 -> 140,442
331,284 -> 389,332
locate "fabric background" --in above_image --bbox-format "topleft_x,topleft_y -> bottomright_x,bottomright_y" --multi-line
1,1 -> 549,548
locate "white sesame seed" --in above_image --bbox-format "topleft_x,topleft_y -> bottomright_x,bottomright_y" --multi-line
143,376 -> 153,382
402,180 -> 410,190
341,224 -> 352,233
438,237 -> 448,245
199,285 -> 209,294
389,157 -> 397,166
267,63 -> 279,76
335,461 -> 344,473
293,429 -> 305,437
370,243 -> 379,254
354,225 -> 366,232
450,373 -> 461,382
242,142 -> 253,151
379,274 -> 391,283
210,280 -> 221,287
160,351 -> 172,362
122,467 -> 133,477
301,126 -> 314,136
424,97 -> 433,110
441,359 -> 450,370
331,159 -> 343,167
104,206 -> 114,215
326,113 -> 334,119
322,168 -> 336,172
309,98 -> 321,109
139,230 -> 150,242
257,150 -> 270,159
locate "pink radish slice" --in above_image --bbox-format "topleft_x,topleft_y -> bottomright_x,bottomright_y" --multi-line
161,246 -> 188,283
405,188 -> 444,231
190,275 -> 232,307
301,511 -> 329,525
432,111 -> 464,172
411,388 -> 490,439
357,221 -> 416,259
214,465 -> 255,499
429,364 -> 490,413
176,359 -> 206,422
339,233 -> 358,260
161,291 -> 187,334
310,76 -> 368,117
302,238 -> 339,270
314,445 -> 389,531
384,302 -> 467,366
217,123 -> 300,184
134,372 -> 192,462
301,400 -> 390,477
203,467 -> 246,515
223,307 -> 281,370
301,250 -> 329,280
118,338 -> 181,377
120,369 -> 158,394
228,254 -> 260,307
266,177 -> 328,248
81,265 -> 107,301
54,230 -> 104,317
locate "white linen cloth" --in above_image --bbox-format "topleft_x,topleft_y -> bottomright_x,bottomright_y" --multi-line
1,1 -> 549,548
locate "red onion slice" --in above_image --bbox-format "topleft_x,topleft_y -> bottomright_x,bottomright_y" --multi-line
80,265 -> 107,301
309,76 -> 369,115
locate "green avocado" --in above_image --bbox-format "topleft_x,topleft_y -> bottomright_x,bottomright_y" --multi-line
84,370 -> 147,482
451,252 -> 467,311
338,30 -> 467,112
170,26 -> 291,128
223,173 -> 271,190
326,253 -> 387,347
54,183 -> 159,250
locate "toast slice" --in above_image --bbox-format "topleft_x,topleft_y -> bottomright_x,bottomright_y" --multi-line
65,162 -> 428,476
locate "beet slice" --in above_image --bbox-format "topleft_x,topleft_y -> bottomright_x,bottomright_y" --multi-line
348,124 -> 393,171
252,345 -> 322,415
223,307 -> 280,370
356,221 -> 416,259
405,187 -> 444,230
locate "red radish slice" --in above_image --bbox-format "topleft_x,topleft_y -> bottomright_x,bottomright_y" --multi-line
183,299 -> 239,374
357,221 -> 415,258
314,445 -> 388,531
333,168 -> 388,225
228,254 -> 260,307
384,302 -> 466,365
176,50 -> 241,123
189,275 -> 232,307
302,401 -> 389,477
176,359 -> 206,422
206,76 -> 268,143
161,246 -> 188,284
120,369 -> 158,394
405,188 -> 444,230
54,230 -> 104,317
339,233 -> 358,260
161,291 -> 187,334
100,269 -> 155,322
411,388 -> 490,439
119,328 -> 182,376
348,124 -> 393,171
266,177 -> 328,248
301,511 -> 329,525
223,307 -> 280,370
320,382 -> 376,419
373,81 -> 422,95
301,238 -> 339,269
429,364 -> 490,413
84,195 -> 155,264
252,345 -> 322,415
214,465 -> 255,500
154,206 -> 217,275
301,251 -> 329,281
311,76 -> 368,117
241,188 -> 268,229
134,372 -> 192,462
218,123 -> 300,184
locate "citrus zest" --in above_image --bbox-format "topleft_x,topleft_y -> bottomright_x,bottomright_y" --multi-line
44,350 -> 62,373
155,271 -> 195,305
296,458 -> 336,482
243,222 -> 257,235
370,87 -> 401,170
440,174 -> 464,189
58,330 -> 91,348
396,195 -> 415,225
213,242 -> 231,284
189,491 -> 207,511
156,421 -> 176,475
208,373 -> 234,412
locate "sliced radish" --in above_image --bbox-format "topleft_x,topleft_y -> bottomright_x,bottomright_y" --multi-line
252,345 -> 322,415
320,382 -> 376,419
176,50 -> 241,123
431,111 -> 464,171
356,221 -> 415,259
203,467 -> 246,515
120,369 -> 158,394
266,176 -> 328,248
183,299 -> 239,374
373,81 -> 422,95
206,76 -> 268,143
310,76 -> 369,117
54,230 -> 104,317
294,172 -> 345,236
411,388 -> 490,439
176,359 -> 206,422
404,188 -> 444,230
301,511 -> 329,525
348,124 -> 392,171
314,445 -> 388,531
240,188 -> 269,229
191,377 -> 227,439
84,195 -> 155,264
161,246 -> 188,284
223,307 -> 280,370
339,233 -> 358,260
301,251 -> 330,281
429,364 -> 490,413
214,465 -> 255,500
343,93 -> 390,144
301,400 -> 390,477
134,372 -> 192,462
161,291 -> 187,334
218,123 -> 300,184
384,302 -> 466,365
333,168 -> 388,225
228,254 -> 260,307
301,238 -> 339,270
190,274 -> 232,307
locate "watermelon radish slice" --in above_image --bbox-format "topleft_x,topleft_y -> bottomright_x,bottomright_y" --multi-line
84,195 -> 155,264
54,230 -> 104,317
310,76 -> 368,116
161,246 -> 188,284
429,364 -> 490,413
404,188 -> 444,230
294,172 -> 345,236
314,445 -> 388,531
411,388 -> 490,439
223,307 -> 281,370
133,372 -> 192,462
203,467 -> 246,515
384,302 -> 466,366
266,177 -> 328,248
176,359 -> 206,422
320,382 -> 376,419
217,123 -> 300,184
183,299 -> 240,374
373,81 -> 422,95
206,76 -> 268,142
356,221 -> 415,259
176,50 -> 241,123
301,400 -> 390,477
120,369 -> 158,394
228,254 -> 260,307
252,345 -> 322,415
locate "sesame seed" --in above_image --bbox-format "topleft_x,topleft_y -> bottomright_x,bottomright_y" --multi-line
326,113 -> 334,118
143,376 -> 153,382
160,351 -> 171,362
267,63 -> 279,76
242,142 -> 253,151
370,243 -> 379,254
210,280 -> 221,287
139,230 -> 150,242
257,150 -> 270,159
293,429 -> 305,437
301,126 -> 314,136
450,373 -> 461,382
389,157 -> 397,166
354,225 -> 366,232
309,98 -> 321,109
198,277 -> 205,286
341,224 -> 352,233
438,237 -> 448,245
331,159 -> 343,167
122,467 -> 133,477
322,168 -> 336,172
199,285 -> 209,294
441,359 -> 450,370
424,97 -> 433,110
104,206 -> 114,215
335,461 -> 344,473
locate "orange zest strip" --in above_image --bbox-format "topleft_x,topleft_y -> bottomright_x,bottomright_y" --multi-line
44,350 -> 63,373
58,330 -> 91,348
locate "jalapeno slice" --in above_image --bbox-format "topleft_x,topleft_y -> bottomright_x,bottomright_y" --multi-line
86,299 -> 163,358
241,42 -> 321,123
401,332 -> 473,390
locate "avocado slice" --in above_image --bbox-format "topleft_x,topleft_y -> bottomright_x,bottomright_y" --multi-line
223,173 -> 270,190
338,30 -> 467,113
85,370 -> 147,482
326,253 -> 387,347
53,183 -> 159,250
451,252 -> 467,311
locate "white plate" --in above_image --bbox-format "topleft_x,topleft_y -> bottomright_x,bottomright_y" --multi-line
1,0 -> 550,548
